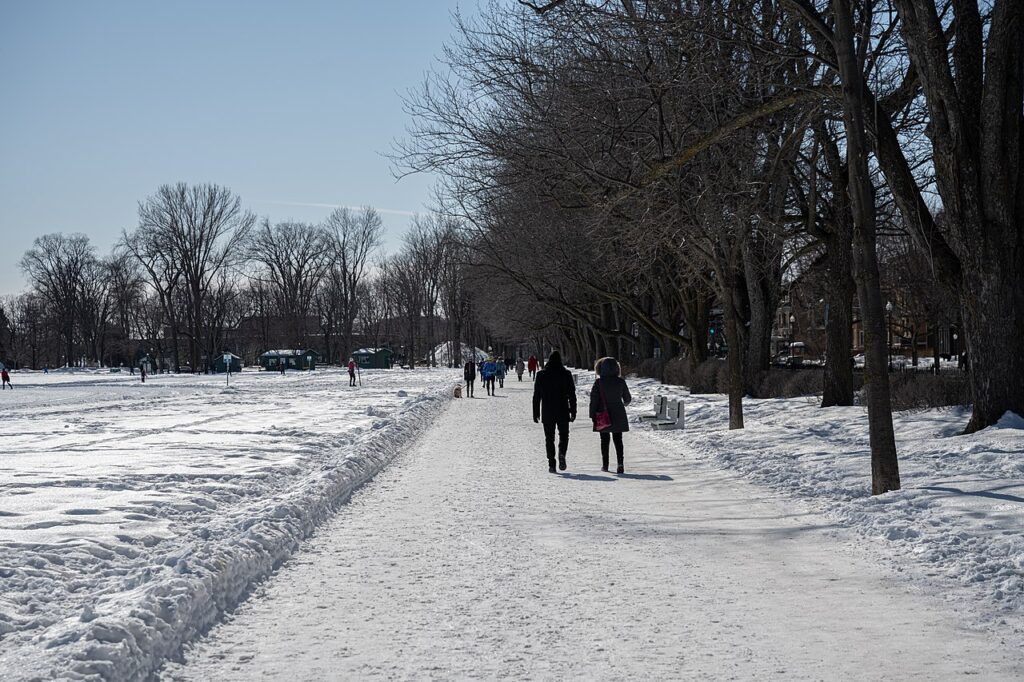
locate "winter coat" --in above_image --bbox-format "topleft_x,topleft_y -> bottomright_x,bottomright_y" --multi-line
463,361 -> 477,381
516,359 -> 526,374
481,361 -> 497,379
496,362 -> 507,379
532,351 -> 577,424
589,357 -> 631,433
527,356 -> 538,372
348,361 -> 356,374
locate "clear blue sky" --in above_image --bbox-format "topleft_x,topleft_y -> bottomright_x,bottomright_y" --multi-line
0,0 -> 481,295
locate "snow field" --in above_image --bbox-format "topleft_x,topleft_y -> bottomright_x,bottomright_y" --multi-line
623,376 -> 1024,640
0,368 -> 455,680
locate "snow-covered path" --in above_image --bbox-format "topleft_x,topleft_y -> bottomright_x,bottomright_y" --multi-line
164,379 -> 1020,680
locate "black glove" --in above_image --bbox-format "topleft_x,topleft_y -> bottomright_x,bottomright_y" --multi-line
533,415 -> 540,424
569,412 -> 576,422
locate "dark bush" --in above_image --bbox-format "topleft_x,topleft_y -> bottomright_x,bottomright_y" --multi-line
662,357 -> 690,386
690,358 -> 725,393
889,372 -> 971,410
633,358 -> 664,381
782,369 -> 823,398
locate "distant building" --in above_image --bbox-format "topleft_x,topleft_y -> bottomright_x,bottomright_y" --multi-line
351,347 -> 393,369
259,349 -> 318,371
213,353 -> 243,374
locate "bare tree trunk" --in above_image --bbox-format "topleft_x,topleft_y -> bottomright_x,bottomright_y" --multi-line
834,0 -> 899,493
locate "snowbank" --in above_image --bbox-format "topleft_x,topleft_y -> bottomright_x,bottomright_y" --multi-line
621,377 -> 1024,641
0,369 -> 455,680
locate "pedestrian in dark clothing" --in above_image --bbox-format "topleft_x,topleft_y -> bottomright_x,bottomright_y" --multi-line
140,366 -> 146,384
515,357 -> 525,381
532,350 -> 576,472
1,368 -> 11,389
348,358 -> 357,387
463,360 -> 477,398
589,357 -> 632,474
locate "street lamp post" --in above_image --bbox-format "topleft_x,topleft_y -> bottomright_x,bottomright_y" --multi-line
885,301 -> 894,371
788,313 -> 796,352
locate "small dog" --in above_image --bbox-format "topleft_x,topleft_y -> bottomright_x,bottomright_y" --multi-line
453,385 -> 463,398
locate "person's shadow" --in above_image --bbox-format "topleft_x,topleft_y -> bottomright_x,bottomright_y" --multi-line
616,473 -> 673,481
558,472 -> 617,482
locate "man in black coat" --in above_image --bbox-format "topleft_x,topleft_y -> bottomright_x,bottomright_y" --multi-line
532,350 -> 576,472
463,360 -> 476,398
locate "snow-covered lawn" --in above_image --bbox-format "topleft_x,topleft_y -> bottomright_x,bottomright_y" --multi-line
0,368 -> 453,680
624,377 -> 1024,638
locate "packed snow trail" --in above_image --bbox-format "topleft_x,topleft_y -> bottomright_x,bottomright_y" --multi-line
164,380 -> 1020,680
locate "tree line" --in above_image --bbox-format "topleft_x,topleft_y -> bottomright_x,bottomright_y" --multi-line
1,183 -> 497,373
396,0 -> 1022,494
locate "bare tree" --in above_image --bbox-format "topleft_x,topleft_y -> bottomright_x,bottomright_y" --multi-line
323,207 -> 383,359
249,219 -> 331,347
20,233 -> 96,367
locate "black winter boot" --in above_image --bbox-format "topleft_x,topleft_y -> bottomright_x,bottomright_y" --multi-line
601,452 -> 609,472
548,458 -> 557,473
558,454 -> 567,471
616,454 -> 624,475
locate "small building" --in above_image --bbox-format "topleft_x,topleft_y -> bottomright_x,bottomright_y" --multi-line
213,352 -> 243,374
259,349 -> 318,371
351,347 -> 393,369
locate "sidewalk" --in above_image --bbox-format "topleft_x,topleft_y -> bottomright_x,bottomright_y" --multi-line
162,380 -> 1020,680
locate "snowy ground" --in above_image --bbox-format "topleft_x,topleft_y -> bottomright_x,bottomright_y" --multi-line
0,368 -> 453,680
627,378 -> 1024,637
162,377 -> 1021,680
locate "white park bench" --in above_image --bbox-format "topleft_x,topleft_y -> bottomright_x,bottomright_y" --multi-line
639,395 -> 668,422
651,398 -> 684,430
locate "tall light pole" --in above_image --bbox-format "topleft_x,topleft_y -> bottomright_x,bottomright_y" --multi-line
885,301 -> 894,371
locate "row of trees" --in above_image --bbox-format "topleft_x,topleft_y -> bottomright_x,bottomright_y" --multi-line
397,0 -> 1022,494
1,183 -> 491,373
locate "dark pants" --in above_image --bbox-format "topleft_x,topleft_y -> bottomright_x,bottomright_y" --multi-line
543,420 -> 569,464
349,372 -> 356,386
498,376 -> 504,388
484,377 -> 495,395
465,378 -> 475,397
600,432 -> 624,470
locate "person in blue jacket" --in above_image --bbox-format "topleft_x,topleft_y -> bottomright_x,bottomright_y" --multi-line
481,357 -> 497,396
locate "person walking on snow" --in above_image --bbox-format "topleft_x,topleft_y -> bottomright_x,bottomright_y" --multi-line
496,359 -> 507,389
481,357 -> 497,396
532,350 -> 576,473
463,359 -> 477,398
348,358 -> 357,387
516,357 -> 525,381
527,354 -> 539,380
589,357 -> 632,474
1,367 -> 11,389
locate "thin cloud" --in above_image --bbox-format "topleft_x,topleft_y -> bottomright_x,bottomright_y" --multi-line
253,199 -> 419,218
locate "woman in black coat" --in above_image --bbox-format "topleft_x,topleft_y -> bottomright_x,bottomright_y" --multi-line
589,357 -> 632,473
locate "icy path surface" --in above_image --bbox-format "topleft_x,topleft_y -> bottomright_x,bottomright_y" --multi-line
165,380 -> 1020,680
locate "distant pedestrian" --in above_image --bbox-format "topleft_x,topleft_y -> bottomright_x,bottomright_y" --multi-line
463,360 -> 477,398
589,357 -> 632,474
496,359 -> 507,389
481,357 -> 497,396
532,350 -> 576,473
348,358 -> 357,387
280,361 -> 286,375
1,368 -> 10,390
527,354 -> 539,380
515,357 -> 525,381
140,366 -> 147,384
